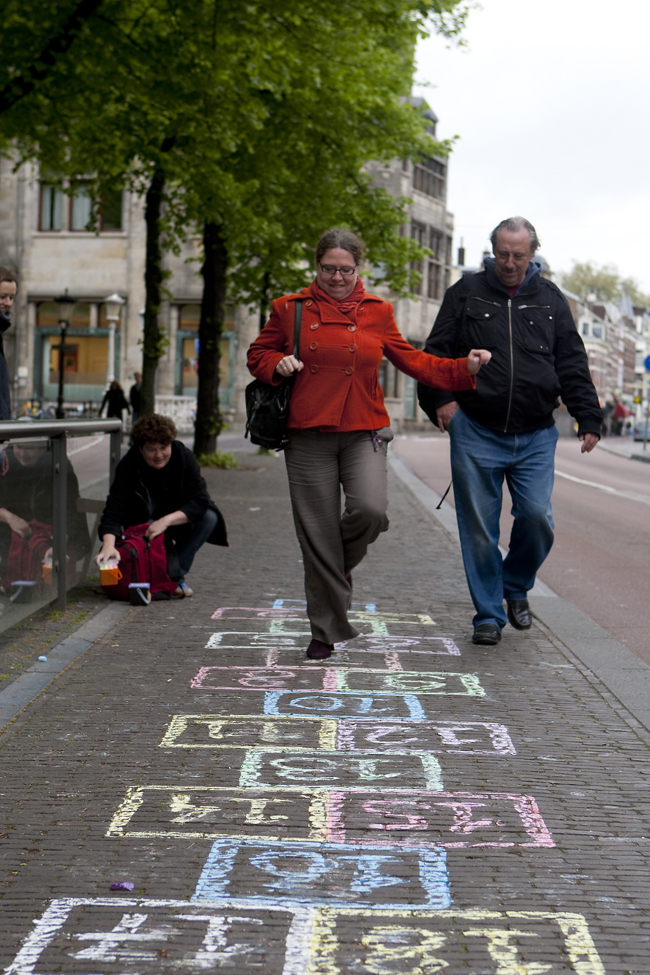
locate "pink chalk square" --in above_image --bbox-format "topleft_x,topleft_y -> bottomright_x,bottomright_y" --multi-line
325,790 -> 554,849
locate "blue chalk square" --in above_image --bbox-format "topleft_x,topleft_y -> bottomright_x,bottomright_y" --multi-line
193,838 -> 450,910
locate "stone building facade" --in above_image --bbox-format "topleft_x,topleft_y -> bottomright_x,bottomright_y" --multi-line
0,105 -> 453,432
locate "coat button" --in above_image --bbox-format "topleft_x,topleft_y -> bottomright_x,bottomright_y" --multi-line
348,325 -> 356,332
310,342 -> 318,350
311,323 -> 319,330
349,344 -> 357,352
311,364 -> 319,373
345,366 -> 353,375
306,300 -> 313,307
484,313 -> 490,318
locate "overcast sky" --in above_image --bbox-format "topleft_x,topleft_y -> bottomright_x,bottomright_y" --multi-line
414,0 -> 650,289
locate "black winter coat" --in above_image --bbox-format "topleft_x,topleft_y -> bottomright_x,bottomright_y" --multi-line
418,268 -> 603,436
98,441 -> 228,546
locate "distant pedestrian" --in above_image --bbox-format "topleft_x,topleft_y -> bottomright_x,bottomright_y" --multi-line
0,267 -> 18,420
418,216 -> 603,646
247,227 -> 490,661
100,380 -> 130,421
129,371 -> 142,423
611,397 -> 632,436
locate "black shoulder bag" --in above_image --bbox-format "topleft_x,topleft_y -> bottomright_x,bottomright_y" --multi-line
245,299 -> 303,451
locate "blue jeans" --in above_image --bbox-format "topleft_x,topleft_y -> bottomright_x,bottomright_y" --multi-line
449,408 -> 558,630
176,508 -> 218,582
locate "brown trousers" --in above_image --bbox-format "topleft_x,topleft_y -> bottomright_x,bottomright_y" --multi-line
284,429 -> 390,644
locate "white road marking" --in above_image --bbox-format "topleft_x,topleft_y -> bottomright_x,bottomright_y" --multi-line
555,469 -> 650,506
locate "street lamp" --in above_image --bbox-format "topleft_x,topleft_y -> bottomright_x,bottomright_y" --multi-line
103,293 -> 125,388
53,290 -> 77,419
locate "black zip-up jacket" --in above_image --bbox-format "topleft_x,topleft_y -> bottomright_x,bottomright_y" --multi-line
418,266 -> 603,436
98,441 -> 228,546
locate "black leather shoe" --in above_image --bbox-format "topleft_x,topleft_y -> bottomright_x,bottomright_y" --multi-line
306,639 -> 334,660
506,599 -> 532,630
472,623 -> 501,646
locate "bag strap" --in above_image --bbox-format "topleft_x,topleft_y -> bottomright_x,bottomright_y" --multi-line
293,299 -> 303,360
457,270 -> 476,303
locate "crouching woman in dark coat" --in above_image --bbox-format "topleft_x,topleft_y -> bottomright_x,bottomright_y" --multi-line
95,414 -> 227,596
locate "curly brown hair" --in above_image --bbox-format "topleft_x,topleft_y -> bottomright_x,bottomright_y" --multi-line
131,413 -> 177,448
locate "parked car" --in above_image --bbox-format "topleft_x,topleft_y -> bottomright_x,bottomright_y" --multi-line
634,420 -> 650,441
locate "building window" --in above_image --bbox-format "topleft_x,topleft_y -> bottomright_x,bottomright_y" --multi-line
581,322 -> 589,336
427,230 -> 444,301
427,261 -> 442,301
39,183 -> 64,230
413,157 -> 446,200
99,189 -> 123,231
592,325 -> 603,339
70,183 -> 93,231
410,220 -> 427,295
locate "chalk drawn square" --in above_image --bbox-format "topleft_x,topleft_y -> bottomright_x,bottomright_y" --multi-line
238,749 -> 443,791
193,838 -> 450,910
336,720 -> 516,755
306,908 -> 605,975
106,786 -> 332,842
160,715 -> 337,750
263,691 -> 428,720
326,790 -> 554,849
5,898 -> 312,975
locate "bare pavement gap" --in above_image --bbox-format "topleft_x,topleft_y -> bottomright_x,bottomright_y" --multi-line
1,444 -> 650,972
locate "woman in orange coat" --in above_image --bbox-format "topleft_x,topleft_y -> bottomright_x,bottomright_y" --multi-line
247,228 -> 491,660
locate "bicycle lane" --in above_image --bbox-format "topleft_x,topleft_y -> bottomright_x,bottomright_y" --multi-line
2,457 -> 650,973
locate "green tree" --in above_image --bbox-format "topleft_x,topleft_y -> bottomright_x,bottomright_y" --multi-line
560,259 -> 650,308
0,0 -> 469,446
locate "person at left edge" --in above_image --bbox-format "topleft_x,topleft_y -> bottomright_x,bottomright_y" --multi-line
0,267 -> 18,420
247,226 -> 491,662
95,413 -> 228,597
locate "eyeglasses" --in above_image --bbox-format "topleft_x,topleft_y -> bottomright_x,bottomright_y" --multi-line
319,263 -> 357,276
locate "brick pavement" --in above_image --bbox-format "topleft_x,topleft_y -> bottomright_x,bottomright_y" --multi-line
2,449 -> 650,972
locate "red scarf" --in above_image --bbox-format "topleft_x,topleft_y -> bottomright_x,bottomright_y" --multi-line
310,277 -> 365,315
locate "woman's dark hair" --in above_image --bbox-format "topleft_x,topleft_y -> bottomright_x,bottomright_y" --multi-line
132,413 -> 177,448
110,380 -> 122,391
315,229 -> 364,267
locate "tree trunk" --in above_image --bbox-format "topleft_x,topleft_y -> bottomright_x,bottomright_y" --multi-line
258,270 -> 271,332
193,221 -> 228,456
140,166 -> 166,417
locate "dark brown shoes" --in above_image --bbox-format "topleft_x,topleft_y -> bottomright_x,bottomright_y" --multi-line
306,639 -> 334,660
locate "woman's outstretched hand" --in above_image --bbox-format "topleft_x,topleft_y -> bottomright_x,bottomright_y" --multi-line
276,355 -> 304,377
467,349 -> 492,375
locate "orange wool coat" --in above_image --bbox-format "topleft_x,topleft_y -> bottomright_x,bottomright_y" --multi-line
247,288 -> 476,432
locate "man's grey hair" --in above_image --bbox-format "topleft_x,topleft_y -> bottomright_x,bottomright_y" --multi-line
490,216 -> 540,252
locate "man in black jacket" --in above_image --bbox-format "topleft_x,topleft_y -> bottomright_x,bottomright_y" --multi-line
96,414 -> 227,596
418,216 -> 602,646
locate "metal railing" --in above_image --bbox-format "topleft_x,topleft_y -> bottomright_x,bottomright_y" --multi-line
0,419 -> 122,610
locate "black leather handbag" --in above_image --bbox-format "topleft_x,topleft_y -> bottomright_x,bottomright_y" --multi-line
245,299 -> 303,451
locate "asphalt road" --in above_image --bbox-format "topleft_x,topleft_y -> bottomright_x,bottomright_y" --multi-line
393,432 -> 650,665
